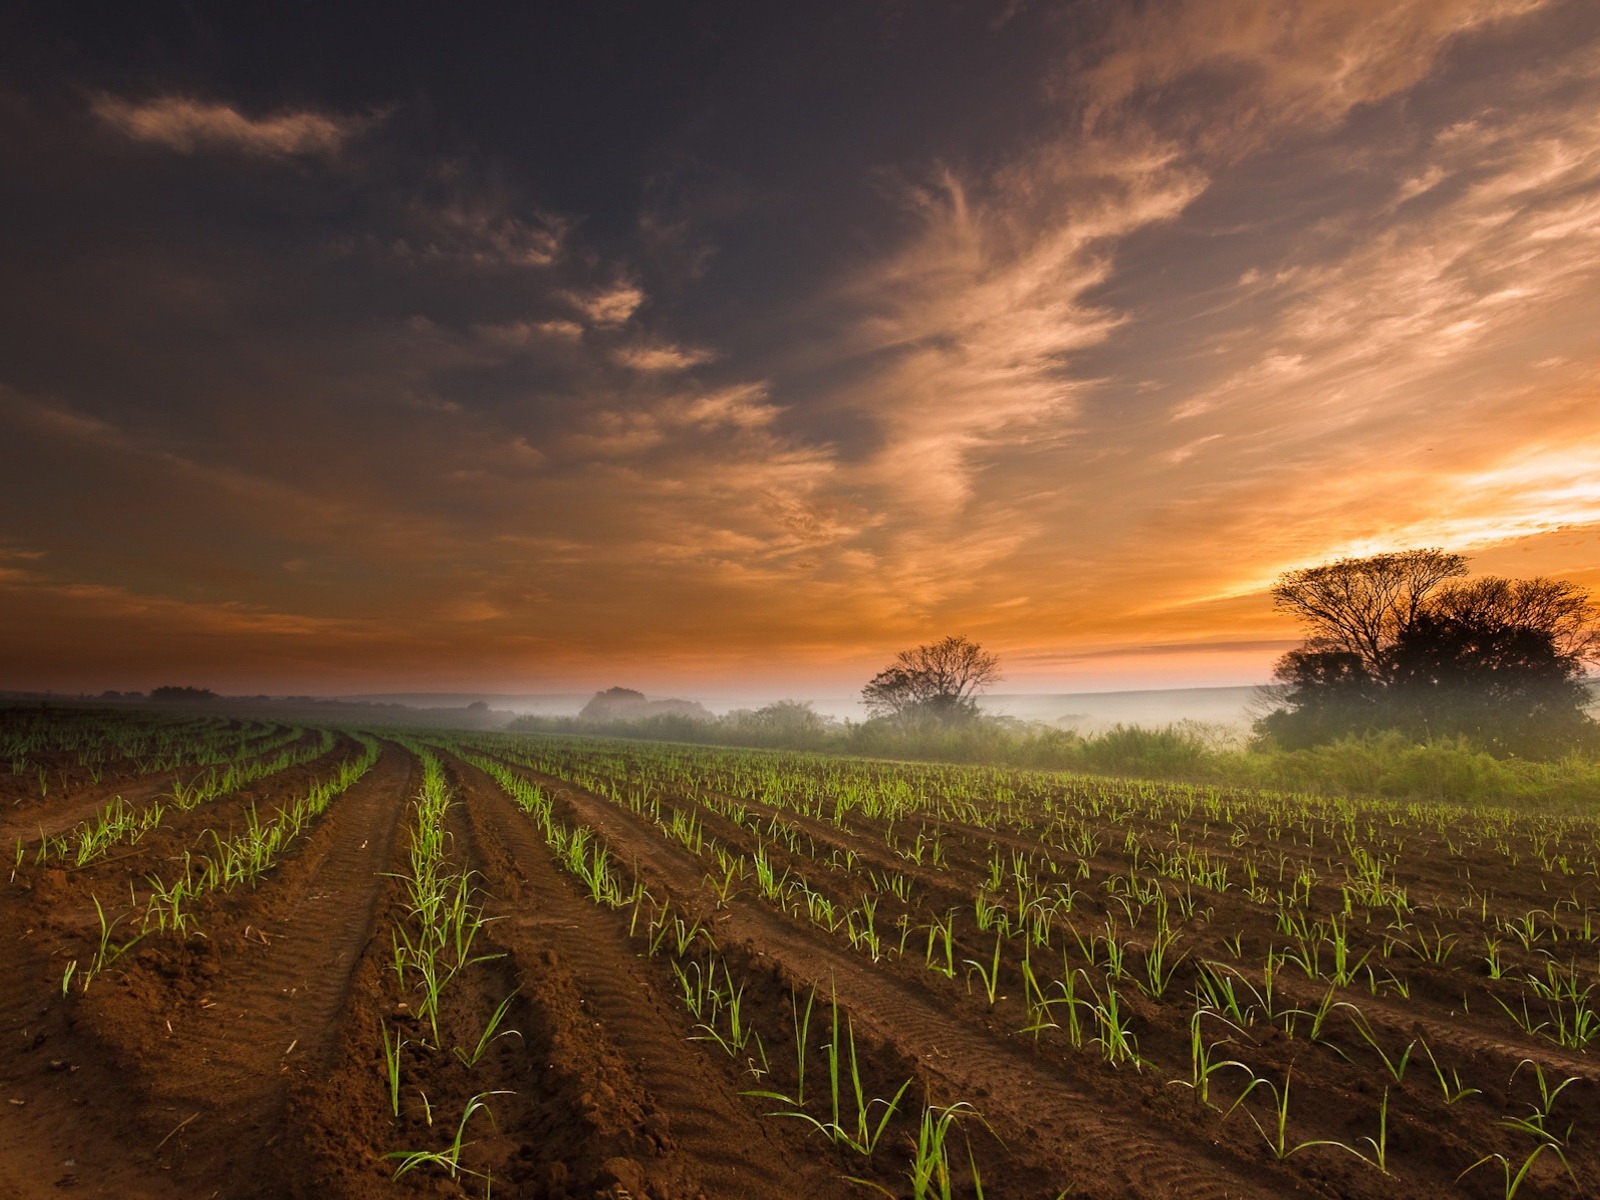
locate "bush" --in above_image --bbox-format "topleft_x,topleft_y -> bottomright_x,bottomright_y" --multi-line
1077,724 -> 1212,777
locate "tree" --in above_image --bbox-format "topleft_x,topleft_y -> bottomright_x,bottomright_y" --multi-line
1426,576 -> 1600,662
861,635 -> 1000,724
1387,609 -> 1593,753
149,685 -> 218,702
579,687 -> 648,722
725,700 -> 831,747
744,700 -> 828,735
1260,550 -> 1598,754
578,687 -> 712,724
1270,549 -> 1467,682
1255,647 -> 1382,748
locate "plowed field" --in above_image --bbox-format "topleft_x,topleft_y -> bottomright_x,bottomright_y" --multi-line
3,717 -> 1598,1199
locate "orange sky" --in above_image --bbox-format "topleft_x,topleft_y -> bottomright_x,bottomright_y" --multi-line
2,0 -> 1598,698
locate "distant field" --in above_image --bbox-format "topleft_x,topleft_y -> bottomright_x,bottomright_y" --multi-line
3,708 -> 1597,1198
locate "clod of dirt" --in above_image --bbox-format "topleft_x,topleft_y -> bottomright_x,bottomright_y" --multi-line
598,1156 -> 647,1195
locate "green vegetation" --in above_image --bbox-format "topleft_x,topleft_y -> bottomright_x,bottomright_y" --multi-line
506,715 -> 1600,811
511,548 -> 1600,811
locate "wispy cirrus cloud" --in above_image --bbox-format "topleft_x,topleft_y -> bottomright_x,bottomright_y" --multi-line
768,0 -> 1597,679
819,2 -> 1560,525
1126,38 -> 1600,609
1083,0 -> 1551,144
1172,86 -> 1600,424
833,148 -> 1202,513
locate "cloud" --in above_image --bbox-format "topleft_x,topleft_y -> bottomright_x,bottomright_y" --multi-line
91,94 -> 370,157
564,410 -> 665,458
670,382 -> 776,428
747,0 -> 1599,674
1161,75 -> 1600,448
564,382 -> 780,458
9,8 -> 1600,691
0,566 -> 355,638
472,318 -> 584,347
613,342 -> 715,372
446,597 -> 508,623
829,139 -> 1204,514
569,282 -> 645,327
401,195 -> 565,268
1083,0 -> 1554,148
1039,638 -> 1298,662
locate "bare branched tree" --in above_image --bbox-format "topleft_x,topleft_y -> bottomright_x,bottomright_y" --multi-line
862,635 -> 1001,723
1270,549 -> 1468,682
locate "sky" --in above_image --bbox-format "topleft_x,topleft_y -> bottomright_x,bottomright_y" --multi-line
3,0 -> 1599,699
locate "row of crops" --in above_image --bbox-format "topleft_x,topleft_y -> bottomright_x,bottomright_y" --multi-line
6,714 -> 377,988
2,706 -> 309,785
437,731 -> 1600,1197
7,707 -> 1598,1197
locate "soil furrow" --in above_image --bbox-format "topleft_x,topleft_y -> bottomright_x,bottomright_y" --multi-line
0,729 -> 329,847
70,742 -> 415,1198
449,755 -> 859,1200
0,779 -> 175,847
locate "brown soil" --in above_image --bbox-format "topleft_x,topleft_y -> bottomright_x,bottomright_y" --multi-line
1,731 -> 1596,1199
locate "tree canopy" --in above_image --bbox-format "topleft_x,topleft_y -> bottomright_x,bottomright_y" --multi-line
149,685 -> 218,702
861,635 -> 1000,724
1260,551 -> 1598,755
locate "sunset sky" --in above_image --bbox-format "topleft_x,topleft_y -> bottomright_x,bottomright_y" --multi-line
3,1 -> 1599,698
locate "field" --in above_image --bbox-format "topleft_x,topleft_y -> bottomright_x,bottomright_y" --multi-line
2,708 -> 1598,1198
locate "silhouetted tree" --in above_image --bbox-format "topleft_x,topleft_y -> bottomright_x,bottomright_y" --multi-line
1260,550 -> 1598,754
579,687 -> 648,722
1255,648 -> 1382,748
1270,549 -> 1468,683
1426,576 -> 1600,662
862,635 -> 1000,724
149,685 -> 218,702
578,687 -> 712,724
1387,610 -> 1593,753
